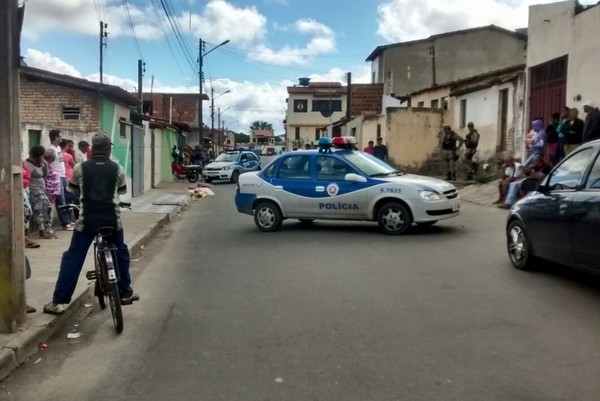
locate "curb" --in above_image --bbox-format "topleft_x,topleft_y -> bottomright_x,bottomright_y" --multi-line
0,200 -> 188,382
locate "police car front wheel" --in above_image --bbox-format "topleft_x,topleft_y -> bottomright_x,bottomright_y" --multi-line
377,202 -> 412,235
254,202 -> 283,232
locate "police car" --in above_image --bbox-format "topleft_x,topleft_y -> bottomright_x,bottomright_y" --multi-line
202,149 -> 261,183
235,137 -> 460,234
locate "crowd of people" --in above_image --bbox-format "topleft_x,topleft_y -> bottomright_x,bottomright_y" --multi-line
23,130 -> 91,248
172,144 -> 214,166
495,100 -> 600,208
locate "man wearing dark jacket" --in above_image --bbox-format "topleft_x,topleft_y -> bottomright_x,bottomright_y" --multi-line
582,101 -> 600,143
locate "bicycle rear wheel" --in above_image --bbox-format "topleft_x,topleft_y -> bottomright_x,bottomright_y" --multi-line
108,282 -> 123,333
95,280 -> 106,309
103,251 -> 123,333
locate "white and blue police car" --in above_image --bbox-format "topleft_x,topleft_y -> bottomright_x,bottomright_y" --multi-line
202,148 -> 261,183
235,137 -> 460,235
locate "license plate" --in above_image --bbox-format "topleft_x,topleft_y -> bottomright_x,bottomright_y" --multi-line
452,202 -> 460,212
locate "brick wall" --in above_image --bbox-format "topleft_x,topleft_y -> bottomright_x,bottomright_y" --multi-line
20,77 -> 101,132
143,93 -> 199,126
351,84 -> 384,116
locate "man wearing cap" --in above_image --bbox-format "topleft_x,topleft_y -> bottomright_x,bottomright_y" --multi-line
75,140 -> 89,164
582,101 -> 600,143
44,132 -> 138,315
439,125 -> 464,181
463,122 -> 480,180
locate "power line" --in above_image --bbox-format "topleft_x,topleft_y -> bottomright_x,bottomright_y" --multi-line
149,0 -> 188,79
122,0 -> 143,60
158,0 -> 198,75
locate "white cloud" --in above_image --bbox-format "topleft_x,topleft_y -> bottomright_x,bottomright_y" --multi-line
182,0 -> 267,46
376,0 -> 598,42
247,18 -> 336,66
23,49 -> 82,77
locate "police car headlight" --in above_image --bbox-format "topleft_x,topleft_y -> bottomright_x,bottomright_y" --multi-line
420,191 -> 443,201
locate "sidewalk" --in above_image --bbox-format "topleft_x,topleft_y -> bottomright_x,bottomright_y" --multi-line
458,180 -> 499,207
0,181 -> 194,381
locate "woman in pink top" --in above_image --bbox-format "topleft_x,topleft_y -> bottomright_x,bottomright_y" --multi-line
60,139 -> 75,181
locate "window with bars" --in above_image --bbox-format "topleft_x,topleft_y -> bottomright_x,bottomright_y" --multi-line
62,107 -> 81,120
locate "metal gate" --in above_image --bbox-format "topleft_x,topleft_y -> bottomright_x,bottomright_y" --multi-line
529,56 -> 568,124
131,125 -> 145,197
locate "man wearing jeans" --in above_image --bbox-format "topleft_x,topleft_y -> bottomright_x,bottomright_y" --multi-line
48,130 -> 74,230
44,132 -> 138,315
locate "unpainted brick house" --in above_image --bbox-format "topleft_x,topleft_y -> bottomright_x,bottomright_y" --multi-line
19,66 -> 148,197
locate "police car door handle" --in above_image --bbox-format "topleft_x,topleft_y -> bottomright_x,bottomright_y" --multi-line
315,186 -> 325,192
274,185 -> 283,190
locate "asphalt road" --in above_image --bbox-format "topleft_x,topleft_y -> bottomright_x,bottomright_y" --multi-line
2,184 -> 600,401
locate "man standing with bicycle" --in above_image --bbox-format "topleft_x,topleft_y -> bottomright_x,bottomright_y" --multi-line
44,132 -> 138,315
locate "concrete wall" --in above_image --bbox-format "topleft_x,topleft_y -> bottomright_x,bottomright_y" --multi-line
372,28 -> 526,97
528,1 -> 600,117
385,108 -> 445,171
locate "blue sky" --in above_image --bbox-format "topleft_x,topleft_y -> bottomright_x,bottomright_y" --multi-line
20,0 -> 597,135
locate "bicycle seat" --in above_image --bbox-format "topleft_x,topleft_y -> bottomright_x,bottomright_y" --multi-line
96,226 -> 116,237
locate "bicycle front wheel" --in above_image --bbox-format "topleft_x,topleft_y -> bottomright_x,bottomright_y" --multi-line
108,282 -> 123,333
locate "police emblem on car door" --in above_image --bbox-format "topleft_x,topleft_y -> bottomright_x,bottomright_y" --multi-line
314,156 -> 368,219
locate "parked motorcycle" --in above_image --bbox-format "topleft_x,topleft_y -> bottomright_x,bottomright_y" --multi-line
171,161 -> 202,183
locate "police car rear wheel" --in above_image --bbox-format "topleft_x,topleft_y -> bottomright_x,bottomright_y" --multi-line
254,202 -> 282,232
377,202 -> 412,235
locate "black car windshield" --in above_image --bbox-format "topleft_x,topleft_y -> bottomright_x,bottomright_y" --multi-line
216,152 -> 240,162
340,152 -> 400,177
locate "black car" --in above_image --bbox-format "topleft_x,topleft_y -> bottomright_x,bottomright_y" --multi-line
506,140 -> 600,273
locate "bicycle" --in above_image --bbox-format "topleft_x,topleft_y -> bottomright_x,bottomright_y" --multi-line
59,202 -> 132,333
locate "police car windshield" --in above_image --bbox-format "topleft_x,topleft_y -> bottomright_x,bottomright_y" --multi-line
341,152 -> 399,177
216,152 -> 239,162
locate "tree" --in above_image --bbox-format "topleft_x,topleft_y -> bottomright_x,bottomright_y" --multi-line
249,120 -> 273,132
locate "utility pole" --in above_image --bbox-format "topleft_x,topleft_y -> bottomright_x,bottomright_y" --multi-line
346,72 -> 352,122
210,87 -> 215,153
99,21 -> 108,83
0,0 -> 26,332
137,59 -> 144,112
198,38 -> 204,143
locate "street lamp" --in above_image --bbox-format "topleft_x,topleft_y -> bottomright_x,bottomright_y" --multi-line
210,88 -> 231,153
198,39 -> 229,144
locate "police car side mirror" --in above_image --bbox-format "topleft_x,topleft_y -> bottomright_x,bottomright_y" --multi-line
345,173 -> 367,183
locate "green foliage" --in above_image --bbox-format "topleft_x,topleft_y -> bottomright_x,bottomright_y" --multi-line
249,120 -> 274,132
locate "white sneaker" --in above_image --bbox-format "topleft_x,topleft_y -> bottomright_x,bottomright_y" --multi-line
43,302 -> 65,315
63,223 -> 75,231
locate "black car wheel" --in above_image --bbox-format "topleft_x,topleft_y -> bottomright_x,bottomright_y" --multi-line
377,202 -> 412,235
254,201 -> 282,232
507,220 -> 537,270
230,170 -> 240,183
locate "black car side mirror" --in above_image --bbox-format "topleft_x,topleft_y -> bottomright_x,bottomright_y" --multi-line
520,177 -> 541,193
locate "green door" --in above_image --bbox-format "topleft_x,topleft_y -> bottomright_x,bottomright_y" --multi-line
28,129 -> 41,148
